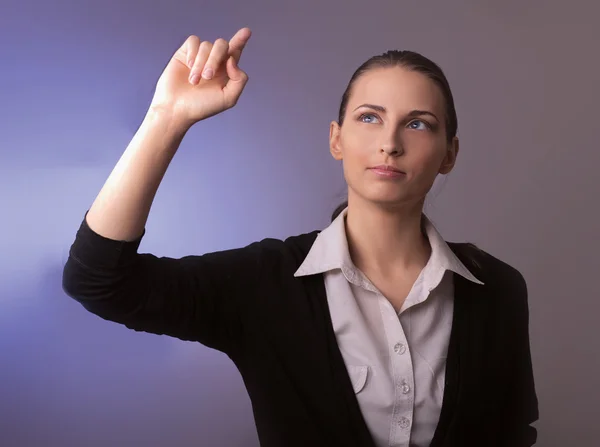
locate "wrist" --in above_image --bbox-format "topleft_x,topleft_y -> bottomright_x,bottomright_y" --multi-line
145,105 -> 191,138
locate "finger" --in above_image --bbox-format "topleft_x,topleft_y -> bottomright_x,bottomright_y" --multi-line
228,27 -> 252,64
189,41 -> 212,85
202,38 -> 229,80
223,56 -> 249,107
184,35 -> 200,68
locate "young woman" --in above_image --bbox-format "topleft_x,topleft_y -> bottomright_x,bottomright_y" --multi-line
62,27 -> 539,447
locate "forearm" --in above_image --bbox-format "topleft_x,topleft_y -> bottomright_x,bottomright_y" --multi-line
86,106 -> 189,242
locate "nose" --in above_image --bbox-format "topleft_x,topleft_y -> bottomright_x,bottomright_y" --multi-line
380,144 -> 403,156
380,125 -> 404,156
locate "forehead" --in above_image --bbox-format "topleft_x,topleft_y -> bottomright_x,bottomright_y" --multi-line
348,66 -> 445,114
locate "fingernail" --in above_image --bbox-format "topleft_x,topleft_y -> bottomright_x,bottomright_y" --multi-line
202,68 -> 214,80
189,74 -> 200,85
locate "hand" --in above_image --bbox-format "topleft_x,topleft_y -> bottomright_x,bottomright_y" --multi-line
149,28 -> 251,128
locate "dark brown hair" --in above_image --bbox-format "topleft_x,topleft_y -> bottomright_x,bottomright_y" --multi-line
331,50 -> 458,222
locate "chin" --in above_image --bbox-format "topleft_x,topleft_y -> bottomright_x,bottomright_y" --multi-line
363,188 -> 425,208
360,194 -> 409,208
348,182 -> 419,207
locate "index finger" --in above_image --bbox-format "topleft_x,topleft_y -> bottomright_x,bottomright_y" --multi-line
228,27 -> 252,63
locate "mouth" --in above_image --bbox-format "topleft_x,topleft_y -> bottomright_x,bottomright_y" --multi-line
368,165 -> 406,179
369,165 -> 405,173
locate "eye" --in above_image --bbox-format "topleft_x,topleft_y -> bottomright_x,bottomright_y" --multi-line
358,113 -> 380,124
407,119 -> 430,130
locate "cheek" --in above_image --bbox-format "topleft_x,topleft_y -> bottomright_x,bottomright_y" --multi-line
339,136 -> 372,187
405,135 -> 446,168
416,149 -> 444,168
340,131 -> 375,164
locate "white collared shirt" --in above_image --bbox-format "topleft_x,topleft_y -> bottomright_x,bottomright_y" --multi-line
294,207 -> 483,447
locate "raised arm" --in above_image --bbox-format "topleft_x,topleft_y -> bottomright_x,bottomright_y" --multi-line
85,28 -> 251,241
62,29 -> 257,353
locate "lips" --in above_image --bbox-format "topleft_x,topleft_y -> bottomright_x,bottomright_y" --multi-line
368,165 -> 406,179
370,165 -> 405,173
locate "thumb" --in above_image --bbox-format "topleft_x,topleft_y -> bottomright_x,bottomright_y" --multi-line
223,56 -> 249,103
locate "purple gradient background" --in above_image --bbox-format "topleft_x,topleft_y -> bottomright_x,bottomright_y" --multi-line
2,1 -> 599,445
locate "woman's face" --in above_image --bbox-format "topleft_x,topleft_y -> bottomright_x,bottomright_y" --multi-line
330,66 -> 458,210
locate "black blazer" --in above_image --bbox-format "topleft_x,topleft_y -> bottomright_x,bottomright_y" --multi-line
62,215 -> 539,446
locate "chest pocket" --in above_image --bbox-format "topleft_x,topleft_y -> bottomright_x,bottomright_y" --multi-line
347,365 -> 369,394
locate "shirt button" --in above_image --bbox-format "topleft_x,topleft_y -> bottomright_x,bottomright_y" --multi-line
393,343 -> 406,355
401,380 -> 411,394
398,416 -> 411,429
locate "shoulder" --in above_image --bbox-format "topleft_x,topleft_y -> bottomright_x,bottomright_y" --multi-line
249,230 -> 320,270
449,242 -> 532,334
449,242 -> 527,296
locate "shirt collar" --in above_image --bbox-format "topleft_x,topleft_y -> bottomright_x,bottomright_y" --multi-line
294,206 -> 484,286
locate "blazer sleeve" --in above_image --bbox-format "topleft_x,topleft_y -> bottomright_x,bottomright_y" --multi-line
62,212 -> 270,354
502,270 -> 540,446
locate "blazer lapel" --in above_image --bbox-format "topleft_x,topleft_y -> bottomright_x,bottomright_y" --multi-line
430,244 -> 490,446
304,272 -> 378,447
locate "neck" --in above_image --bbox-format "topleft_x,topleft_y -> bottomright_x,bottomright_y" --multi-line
344,196 -> 431,279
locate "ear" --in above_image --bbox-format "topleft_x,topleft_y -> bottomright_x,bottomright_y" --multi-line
329,121 -> 343,161
439,136 -> 459,175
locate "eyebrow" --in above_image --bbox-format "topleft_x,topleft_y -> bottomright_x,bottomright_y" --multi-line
353,103 -> 440,122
